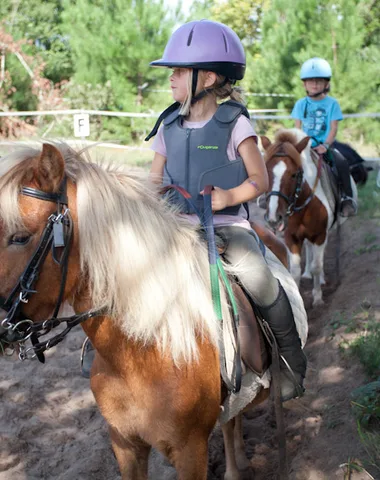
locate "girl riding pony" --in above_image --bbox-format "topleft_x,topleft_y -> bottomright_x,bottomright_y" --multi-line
147,19 -> 307,402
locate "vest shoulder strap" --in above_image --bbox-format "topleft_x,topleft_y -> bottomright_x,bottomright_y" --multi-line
163,106 -> 182,126
214,100 -> 250,124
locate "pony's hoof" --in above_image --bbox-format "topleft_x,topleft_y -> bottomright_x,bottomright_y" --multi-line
301,272 -> 312,280
236,454 -> 251,471
224,471 -> 241,480
312,298 -> 325,308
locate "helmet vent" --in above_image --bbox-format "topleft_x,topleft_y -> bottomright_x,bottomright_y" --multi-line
187,27 -> 195,46
222,33 -> 228,52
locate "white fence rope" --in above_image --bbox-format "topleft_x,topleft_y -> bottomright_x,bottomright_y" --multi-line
1,109 -> 380,120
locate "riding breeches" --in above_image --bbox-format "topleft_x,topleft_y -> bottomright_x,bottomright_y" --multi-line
215,225 -> 279,307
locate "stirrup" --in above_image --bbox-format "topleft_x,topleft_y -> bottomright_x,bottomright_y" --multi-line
340,196 -> 357,217
80,337 -> 95,379
279,354 -> 305,401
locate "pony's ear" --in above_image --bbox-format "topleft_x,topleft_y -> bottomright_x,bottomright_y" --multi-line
261,136 -> 272,151
295,136 -> 310,154
32,144 -> 65,192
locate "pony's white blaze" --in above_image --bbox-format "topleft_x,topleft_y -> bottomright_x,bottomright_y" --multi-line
267,161 -> 287,222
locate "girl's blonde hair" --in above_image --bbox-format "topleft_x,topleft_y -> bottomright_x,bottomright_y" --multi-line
179,70 -> 246,116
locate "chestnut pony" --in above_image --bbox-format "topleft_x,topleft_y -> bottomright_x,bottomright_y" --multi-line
0,143 -> 274,480
261,129 -> 355,306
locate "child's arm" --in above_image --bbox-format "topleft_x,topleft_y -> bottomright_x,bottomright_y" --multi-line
314,120 -> 339,154
207,137 -> 269,211
324,120 -> 339,147
295,119 -> 302,129
150,152 -> 166,184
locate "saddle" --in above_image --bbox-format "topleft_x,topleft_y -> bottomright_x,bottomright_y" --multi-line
217,221 -> 288,379
311,150 -> 340,219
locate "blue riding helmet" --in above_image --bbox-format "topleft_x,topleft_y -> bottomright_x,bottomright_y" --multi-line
300,58 -> 332,80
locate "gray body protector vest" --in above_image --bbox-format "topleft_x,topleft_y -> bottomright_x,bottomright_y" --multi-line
163,100 -> 250,215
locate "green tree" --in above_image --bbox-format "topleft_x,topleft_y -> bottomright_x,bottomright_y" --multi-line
0,0 -> 74,83
62,0 -> 179,112
212,0 -> 269,55
248,0 -> 380,121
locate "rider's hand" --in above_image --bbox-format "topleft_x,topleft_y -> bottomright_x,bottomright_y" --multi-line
314,144 -> 327,154
200,187 -> 232,211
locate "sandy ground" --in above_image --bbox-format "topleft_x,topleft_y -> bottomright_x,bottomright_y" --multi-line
1,202 -> 379,480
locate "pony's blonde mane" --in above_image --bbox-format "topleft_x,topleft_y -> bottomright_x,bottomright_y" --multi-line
264,129 -> 306,169
0,143 -> 228,363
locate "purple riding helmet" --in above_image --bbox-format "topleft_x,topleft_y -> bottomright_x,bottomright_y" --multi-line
150,19 -> 246,81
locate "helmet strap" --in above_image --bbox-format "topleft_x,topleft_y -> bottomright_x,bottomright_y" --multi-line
191,75 -> 229,105
305,79 -> 330,98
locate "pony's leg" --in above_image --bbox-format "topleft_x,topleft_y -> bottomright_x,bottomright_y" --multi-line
233,414 -> 251,470
109,426 -> 150,480
310,241 -> 327,306
221,418 -> 241,480
285,235 -> 303,286
301,240 -> 313,279
169,433 -> 209,480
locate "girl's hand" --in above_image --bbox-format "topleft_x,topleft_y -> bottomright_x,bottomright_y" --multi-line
314,144 -> 327,154
200,187 -> 232,211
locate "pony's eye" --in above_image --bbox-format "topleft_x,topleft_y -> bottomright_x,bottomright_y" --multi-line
9,233 -> 31,246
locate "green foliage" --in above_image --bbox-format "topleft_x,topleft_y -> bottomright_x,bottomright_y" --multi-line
1,0 -> 380,146
351,381 -> 380,430
356,171 -> 380,219
61,0 -> 178,109
246,0 -> 380,145
357,422 -> 380,473
212,0 -> 269,55
348,319 -> 380,379
0,0 -> 74,83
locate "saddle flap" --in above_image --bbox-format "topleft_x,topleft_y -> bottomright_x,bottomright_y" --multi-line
232,284 -> 269,376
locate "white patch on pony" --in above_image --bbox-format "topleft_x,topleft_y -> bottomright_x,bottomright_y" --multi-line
268,161 -> 287,222
302,239 -> 313,279
288,251 -> 302,286
310,240 -> 327,306
288,128 -> 334,228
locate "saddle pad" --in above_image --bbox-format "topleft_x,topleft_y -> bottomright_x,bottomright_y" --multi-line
219,248 -> 308,424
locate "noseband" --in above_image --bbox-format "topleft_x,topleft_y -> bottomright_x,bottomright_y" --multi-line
0,178 -> 102,362
264,151 -> 316,221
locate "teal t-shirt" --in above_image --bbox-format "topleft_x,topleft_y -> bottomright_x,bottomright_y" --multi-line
291,96 -> 343,147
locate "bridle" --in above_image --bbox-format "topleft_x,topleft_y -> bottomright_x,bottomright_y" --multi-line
0,177 -> 102,362
264,150 -> 322,220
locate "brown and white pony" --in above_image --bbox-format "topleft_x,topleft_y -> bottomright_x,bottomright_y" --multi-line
261,129 -> 357,306
0,143 -> 276,480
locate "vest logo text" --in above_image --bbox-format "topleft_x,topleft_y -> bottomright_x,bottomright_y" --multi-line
197,145 -> 219,150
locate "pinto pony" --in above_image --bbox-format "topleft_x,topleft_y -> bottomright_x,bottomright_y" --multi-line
261,129 -> 355,306
0,143 -> 273,480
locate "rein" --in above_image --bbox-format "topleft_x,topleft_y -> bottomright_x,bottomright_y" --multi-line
0,178 -> 103,362
161,184 -> 242,393
265,150 -> 323,219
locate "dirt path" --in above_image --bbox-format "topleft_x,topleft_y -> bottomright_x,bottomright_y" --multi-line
1,209 -> 379,480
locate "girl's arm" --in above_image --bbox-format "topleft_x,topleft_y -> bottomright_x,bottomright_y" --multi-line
295,119 -> 302,129
209,136 -> 269,211
150,152 -> 167,184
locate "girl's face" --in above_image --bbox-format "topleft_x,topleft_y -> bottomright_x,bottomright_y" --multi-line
304,78 -> 329,96
169,68 -> 190,103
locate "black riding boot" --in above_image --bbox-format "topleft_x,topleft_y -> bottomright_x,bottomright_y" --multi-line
257,283 -> 307,402
80,337 -> 95,378
332,149 -> 357,217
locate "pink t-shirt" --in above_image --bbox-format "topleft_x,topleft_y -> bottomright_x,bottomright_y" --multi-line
151,114 -> 258,230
